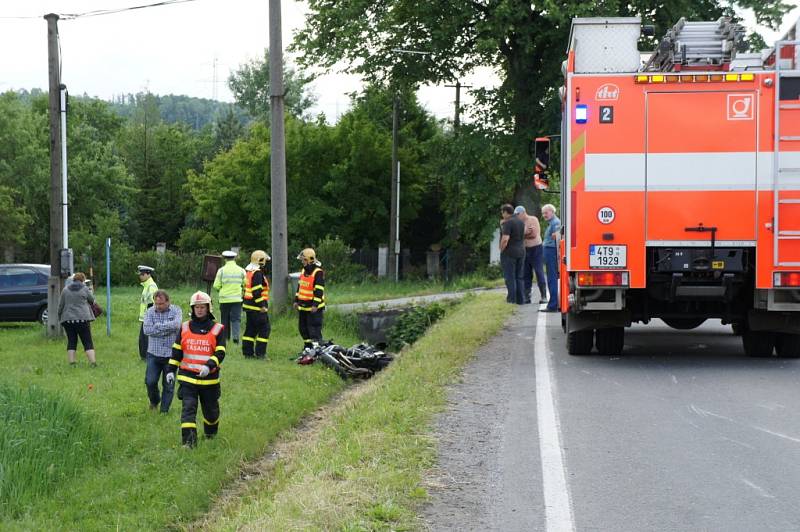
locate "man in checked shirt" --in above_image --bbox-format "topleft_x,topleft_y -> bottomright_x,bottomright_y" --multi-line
142,290 -> 182,413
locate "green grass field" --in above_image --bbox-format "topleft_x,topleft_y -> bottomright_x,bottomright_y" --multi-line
201,292 -> 510,530
0,286 -> 359,530
327,274 -> 503,305
0,282 -> 506,530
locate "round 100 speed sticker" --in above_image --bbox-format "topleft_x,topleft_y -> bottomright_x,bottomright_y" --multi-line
597,206 -> 615,224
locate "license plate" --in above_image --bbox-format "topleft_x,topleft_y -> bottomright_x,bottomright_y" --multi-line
589,245 -> 626,268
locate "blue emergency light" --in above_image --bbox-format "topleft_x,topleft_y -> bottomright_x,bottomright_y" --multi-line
575,104 -> 588,124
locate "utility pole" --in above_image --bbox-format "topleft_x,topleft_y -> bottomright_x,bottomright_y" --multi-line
388,91 -> 399,282
45,13 -> 64,338
269,0 -> 288,312
445,81 -> 472,130
386,50 -> 431,281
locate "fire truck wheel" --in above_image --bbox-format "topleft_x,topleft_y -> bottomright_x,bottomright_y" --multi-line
567,329 -> 594,355
595,327 -> 625,356
731,323 -> 745,336
742,330 -> 776,358
775,333 -> 800,358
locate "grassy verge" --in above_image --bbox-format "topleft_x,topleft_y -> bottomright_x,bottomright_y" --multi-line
328,274 -> 503,305
202,292 -> 510,530
0,286 -> 359,530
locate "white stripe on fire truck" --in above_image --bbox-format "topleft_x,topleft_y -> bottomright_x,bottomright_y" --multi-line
584,151 -> 800,191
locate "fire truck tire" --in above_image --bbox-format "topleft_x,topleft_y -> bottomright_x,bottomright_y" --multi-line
775,333 -> 800,358
731,323 -> 745,336
595,327 -> 625,356
567,329 -> 593,355
662,318 -> 706,330
742,330 -> 776,358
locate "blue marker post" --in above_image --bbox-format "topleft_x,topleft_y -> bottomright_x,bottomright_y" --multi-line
105,238 -> 111,336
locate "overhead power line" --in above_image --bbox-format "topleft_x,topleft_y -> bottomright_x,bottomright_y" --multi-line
0,0 -> 199,21
60,0 -> 199,20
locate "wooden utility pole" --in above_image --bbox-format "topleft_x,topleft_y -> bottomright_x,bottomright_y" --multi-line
388,92 -> 400,282
269,0 -> 288,312
45,13 -> 64,338
445,81 -> 472,130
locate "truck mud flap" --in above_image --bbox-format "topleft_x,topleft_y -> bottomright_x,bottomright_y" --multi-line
567,309 -> 632,334
747,310 -> 800,335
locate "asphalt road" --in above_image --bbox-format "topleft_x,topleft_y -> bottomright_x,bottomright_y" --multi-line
423,305 -> 800,532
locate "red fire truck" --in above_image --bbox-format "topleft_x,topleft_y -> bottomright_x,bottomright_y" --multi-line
549,16 -> 800,357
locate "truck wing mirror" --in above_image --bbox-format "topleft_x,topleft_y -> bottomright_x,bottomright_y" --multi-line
533,137 -> 551,190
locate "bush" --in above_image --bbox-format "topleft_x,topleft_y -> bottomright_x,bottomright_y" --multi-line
315,236 -> 366,283
86,249 -> 207,288
0,385 -> 103,518
476,262 -> 503,280
386,302 -> 448,350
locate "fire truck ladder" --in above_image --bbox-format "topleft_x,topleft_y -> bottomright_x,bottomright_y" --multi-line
644,17 -> 744,72
774,39 -> 800,267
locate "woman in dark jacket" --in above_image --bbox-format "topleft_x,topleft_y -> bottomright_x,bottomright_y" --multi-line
57,272 -> 97,366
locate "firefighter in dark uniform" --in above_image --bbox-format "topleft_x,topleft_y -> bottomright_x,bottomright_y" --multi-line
241,250 -> 271,359
293,248 -> 325,350
165,291 -> 225,448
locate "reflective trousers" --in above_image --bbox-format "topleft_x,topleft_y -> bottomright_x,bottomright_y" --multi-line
179,382 -> 220,447
298,309 -> 324,349
242,309 -> 270,358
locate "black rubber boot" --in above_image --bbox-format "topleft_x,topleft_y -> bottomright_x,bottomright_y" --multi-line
203,419 -> 219,439
182,427 -> 197,448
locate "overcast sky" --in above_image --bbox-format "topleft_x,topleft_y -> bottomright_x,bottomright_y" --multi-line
1,0 -> 799,122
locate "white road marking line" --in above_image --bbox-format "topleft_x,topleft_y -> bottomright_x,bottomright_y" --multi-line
534,311 -> 576,532
689,404 -> 735,422
741,477 -> 775,498
752,426 -> 800,444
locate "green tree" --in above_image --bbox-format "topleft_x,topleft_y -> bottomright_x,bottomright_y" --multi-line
294,0 -> 793,243
228,49 -> 316,122
213,105 -> 245,153
118,94 -> 214,249
184,86 -> 444,255
0,92 -> 49,261
110,92 -> 249,130
48,96 -> 137,266
0,186 -> 33,260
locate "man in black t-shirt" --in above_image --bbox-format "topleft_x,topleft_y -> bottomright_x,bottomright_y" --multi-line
499,203 -> 526,305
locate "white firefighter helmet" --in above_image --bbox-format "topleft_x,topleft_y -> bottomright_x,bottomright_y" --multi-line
189,291 -> 212,307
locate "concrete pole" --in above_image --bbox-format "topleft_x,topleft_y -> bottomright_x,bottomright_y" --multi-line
268,0 -> 288,312
388,92 -> 399,281
454,80 -> 461,129
45,13 -> 63,338
60,84 -> 68,249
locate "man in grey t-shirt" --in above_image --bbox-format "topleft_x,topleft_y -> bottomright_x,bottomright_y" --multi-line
500,203 -> 526,304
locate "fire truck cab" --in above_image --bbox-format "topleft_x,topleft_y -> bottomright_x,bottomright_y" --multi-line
559,16 -> 800,357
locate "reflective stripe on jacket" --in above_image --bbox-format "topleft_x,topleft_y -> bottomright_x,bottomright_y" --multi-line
213,261 -> 246,303
172,320 -> 224,385
296,267 -> 325,311
243,270 -> 269,311
138,277 -> 158,321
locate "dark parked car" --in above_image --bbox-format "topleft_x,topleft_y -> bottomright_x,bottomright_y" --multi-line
0,264 -> 50,324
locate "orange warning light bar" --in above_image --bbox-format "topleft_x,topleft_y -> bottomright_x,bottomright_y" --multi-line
633,73 -> 756,84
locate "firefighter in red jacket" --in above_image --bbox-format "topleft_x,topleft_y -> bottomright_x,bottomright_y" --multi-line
242,250 -> 271,359
165,291 -> 225,448
293,248 -> 325,350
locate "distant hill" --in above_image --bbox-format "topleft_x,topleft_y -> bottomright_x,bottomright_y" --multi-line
108,93 -> 252,130
11,89 -> 252,130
